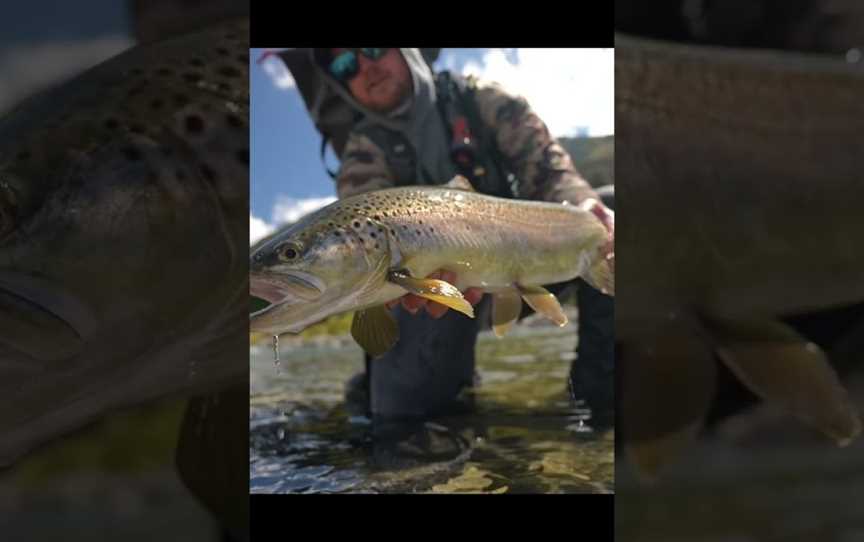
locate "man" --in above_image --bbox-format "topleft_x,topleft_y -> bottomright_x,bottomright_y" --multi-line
305,48 -> 614,425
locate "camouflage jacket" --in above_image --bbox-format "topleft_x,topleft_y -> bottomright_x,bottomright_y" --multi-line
336,75 -> 600,207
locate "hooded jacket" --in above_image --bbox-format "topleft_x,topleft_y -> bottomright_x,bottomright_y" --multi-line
309,48 -> 457,187
279,48 -> 599,205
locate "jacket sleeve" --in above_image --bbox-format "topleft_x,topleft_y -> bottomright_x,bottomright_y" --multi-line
335,131 -> 397,199
472,77 -> 599,205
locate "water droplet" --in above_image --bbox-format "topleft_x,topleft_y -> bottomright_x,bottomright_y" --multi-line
272,334 -> 281,374
847,48 -> 861,64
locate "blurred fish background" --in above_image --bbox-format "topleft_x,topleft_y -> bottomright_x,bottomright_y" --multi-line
615,2 -> 864,540
0,2 -> 248,541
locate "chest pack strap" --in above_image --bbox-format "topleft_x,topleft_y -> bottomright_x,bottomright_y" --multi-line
435,72 -> 515,199
320,135 -> 337,179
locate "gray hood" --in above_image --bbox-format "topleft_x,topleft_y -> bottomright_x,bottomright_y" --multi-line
310,48 -> 456,185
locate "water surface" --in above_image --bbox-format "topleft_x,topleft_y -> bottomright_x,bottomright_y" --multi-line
250,323 -> 614,494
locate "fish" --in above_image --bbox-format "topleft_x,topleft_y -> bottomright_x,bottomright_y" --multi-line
250,175 -> 614,356
616,31 -> 864,479
0,18 -> 249,467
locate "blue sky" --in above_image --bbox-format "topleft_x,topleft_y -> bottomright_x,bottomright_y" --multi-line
250,48 -> 614,243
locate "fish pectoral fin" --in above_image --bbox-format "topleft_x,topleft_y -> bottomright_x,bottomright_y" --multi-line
0,289 -> 83,363
517,285 -> 567,326
387,269 -> 475,318
351,305 -> 399,358
491,288 -> 522,337
175,384 -> 249,536
622,324 -> 717,482
585,255 -> 614,297
444,175 -> 477,192
702,316 -> 862,447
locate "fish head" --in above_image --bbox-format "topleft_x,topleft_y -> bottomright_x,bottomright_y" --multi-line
0,137 -> 239,367
0,19 -> 249,367
249,206 -> 393,335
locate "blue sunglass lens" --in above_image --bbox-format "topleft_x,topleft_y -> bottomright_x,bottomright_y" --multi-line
361,48 -> 387,60
329,52 -> 358,81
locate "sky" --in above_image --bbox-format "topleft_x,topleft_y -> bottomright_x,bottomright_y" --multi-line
250,48 -> 614,244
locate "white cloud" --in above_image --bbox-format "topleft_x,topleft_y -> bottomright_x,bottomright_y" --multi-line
456,48 -> 613,138
272,195 -> 337,224
250,213 -> 275,245
250,195 -> 338,246
259,51 -> 296,89
439,53 -> 459,73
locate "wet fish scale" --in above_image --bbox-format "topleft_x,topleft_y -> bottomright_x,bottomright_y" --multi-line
322,187 -> 604,288
250,178 -> 612,341
1,20 -> 248,206
0,18 -> 249,467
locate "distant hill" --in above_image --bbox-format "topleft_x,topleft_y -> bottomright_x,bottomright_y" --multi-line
557,135 -> 614,188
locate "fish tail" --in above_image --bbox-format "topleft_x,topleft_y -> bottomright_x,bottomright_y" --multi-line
585,255 -> 614,297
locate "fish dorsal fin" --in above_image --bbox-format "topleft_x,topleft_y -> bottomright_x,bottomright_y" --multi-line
444,175 -> 476,192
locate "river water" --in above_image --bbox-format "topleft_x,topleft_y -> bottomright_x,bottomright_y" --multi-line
250,322 -> 614,494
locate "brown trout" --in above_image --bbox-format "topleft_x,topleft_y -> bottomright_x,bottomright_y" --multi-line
0,18 -> 249,466
250,175 -> 614,356
616,32 -> 864,479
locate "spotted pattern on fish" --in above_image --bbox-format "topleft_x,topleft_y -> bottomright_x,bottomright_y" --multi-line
0,18 -> 250,467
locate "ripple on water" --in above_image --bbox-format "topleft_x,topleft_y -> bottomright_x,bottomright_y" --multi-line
250,324 -> 614,493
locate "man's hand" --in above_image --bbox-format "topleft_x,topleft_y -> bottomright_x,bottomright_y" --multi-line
385,270 -> 484,318
579,198 -> 615,273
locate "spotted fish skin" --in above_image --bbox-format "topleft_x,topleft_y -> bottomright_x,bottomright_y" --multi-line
616,34 -> 864,478
249,178 -> 612,337
0,18 -> 249,466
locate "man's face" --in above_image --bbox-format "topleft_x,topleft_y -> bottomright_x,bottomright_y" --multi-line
330,48 -> 412,113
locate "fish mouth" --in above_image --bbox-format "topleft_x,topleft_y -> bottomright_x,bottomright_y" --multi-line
0,272 -> 96,362
249,271 -> 324,318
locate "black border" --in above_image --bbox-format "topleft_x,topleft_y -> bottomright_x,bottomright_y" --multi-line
250,2 -> 614,48
251,493 -> 614,538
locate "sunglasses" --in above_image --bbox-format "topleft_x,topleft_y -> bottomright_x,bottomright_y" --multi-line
329,48 -> 389,82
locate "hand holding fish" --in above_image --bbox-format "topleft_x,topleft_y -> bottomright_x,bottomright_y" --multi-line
250,179 -> 615,356
579,198 -> 614,276
384,198 -> 613,320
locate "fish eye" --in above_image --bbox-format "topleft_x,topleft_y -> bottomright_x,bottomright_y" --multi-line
277,242 -> 302,262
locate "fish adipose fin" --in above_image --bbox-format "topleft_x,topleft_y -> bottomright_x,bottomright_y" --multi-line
351,305 -> 399,358
517,285 -> 567,326
387,269 -> 475,318
701,316 -> 862,447
491,287 -> 522,337
621,323 -> 717,482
